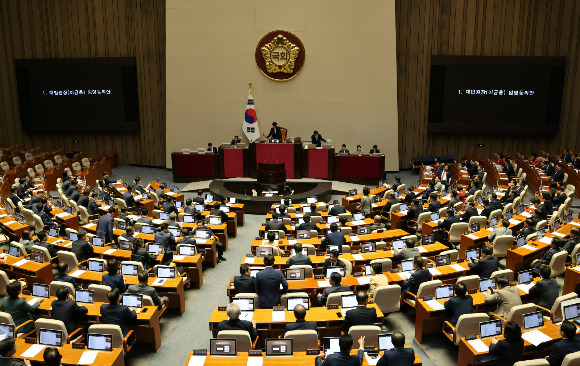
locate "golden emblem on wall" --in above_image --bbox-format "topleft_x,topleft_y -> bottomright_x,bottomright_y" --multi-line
255,30 -> 305,82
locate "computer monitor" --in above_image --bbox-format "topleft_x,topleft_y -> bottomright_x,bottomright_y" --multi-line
205,194 -> 214,202
286,268 -> 305,281
431,213 -> 440,221
208,216 -> 222,225
91,236 -> 104,247
87,259 -> 104,272
519,204 -> 525,213
465,249 -> 480,261
120,241 -> 133,251
178,245 -> 196,256
159,212 -> 169,221
479,278 -> 497,293
195,230 -> 210,239
220,205 -> 230,213
477,197 -> 483,205
209,339 -> 236,356
265,339 -> 293,356
360,242 -> 376,253
117,221 -> 127,230
38,329 -> 63,347
563,303 -> 580,321
422,234 -> 435,245
121,264 -> 138,276
148,244 -> 162,254
518,270 -> 533,284
302,206 -> 311,213
49,228 -> 58,237
435,254 -> 451,267
327,245 -> 342,254
157,266 -> 176,279
122,294 -> 143,308
378,334 -> 394,351
349,189 -> 357,196
55,200 -> 62,209
75,289 -> 94,304
353,213 -> 365,221
30,251 -> 44,263
183,215 -> 194,223
256,246 -> 273,258
228,197 -> 238,204
323,337 -> 340,354
194,204 -> 204,212
249,268 -> 262,278
327,216 -> 339,224
296,230 -> 311,239
357,226 -> 371,235
490,217 -> 499,227
0,324 -> 14,340
364,264 -> 372,276
517,236 -> 527,247
435,285 -> 454,300
66,206 -> 72,214
306,197 -> 317,204
392,239 -> 405,250
108,199 -> 114,207
554,219 -> 561,230
287,297 -> 309,311
141,225 -> 153,234
480,320 -> 502,338
341,294 -> 358,309
173,187 -> 179,193
523,311 -> 544,330
470,223 -> 480,232
68,232 -> 78,241
326,267 -> 345,278
87,333 -> 113,351
401,260 -> 414,272
175,201 -> 182,209
373,195 -> 381,203
32,284 -> 49,298
267,231 -> 280,240
169,227 -> 180,237
400,204 -> 408,211
567,212 -> 573,223
537,228 -> 545,239
232,298 -> 255,312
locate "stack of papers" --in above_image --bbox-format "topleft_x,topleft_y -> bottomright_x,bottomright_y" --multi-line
428,268 -> 442,275
78,350 -> 99,365
152,219 -> 165,225
451,264 -> 465,271
508,219 -> 521,225
466,234 -> 480,240
417,246 -> 428,253
70,270 -> 85,277
365,353 -> 381,366
271,311 -> 285,321
20,344 -> 46,358
350,236 -> 360,242
352,254 -> 365,261
26,298 -> 40,306
317,280 -> 331,287
351,220 -> 367,226
425,299 -> 444,311
247,357 -> 264,366
516,283 -> 535,293
173,255 -> 185,260
288,240 -> 297,245
467,339 -> 489,353
522,329 -> 552,346
13,259 -> 29,267
3,221 -> 16,225
520,212 -> 532,218
552,232 -> 566,237
570,222 -> 580,227
152,278 -> 167,286
55,212 -> 69,218
521,245 -> 537,251
103,249 -> 116,255
187,356 -> 206,366
240,312 -> 254,321
357,276 -> 372,285
539,237 -> 553,244
398,272 -> 411,280
244,257 -> 255,264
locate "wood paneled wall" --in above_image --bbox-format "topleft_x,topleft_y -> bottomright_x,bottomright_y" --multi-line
0,0 -> 165,166
396,0 -> 580,168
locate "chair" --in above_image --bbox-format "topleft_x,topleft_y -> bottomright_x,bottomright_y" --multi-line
338,213 -> 352,221
442,313 -> 489,345
389,203 -> 401,216
286,206 -> 296,213
411,212 -> 431,234
53,155 -> 63,166
88,324 -> 134,354
88,284 -> 112,303
20,209 -> 36,229
373,285 -> 401,314
150,191 -> 159,207
302,244 -> 316,255
438,207 -> 447,217
513,360 -> 549,366
269,230 -> 286,239
120,261 -> 144,274
35,318 -> 84,344
571,244 -> 580,265
490,269 -> 514,282
338,258 -> 352,276
282,217 -> 291,226
82,158 -> 91,169
447,223 -> 469,247
0,311 -> 34,338
57,251 -> 79,272
488,210 -> 502,225
35,164 -> 44,176
492,235 -> 514,258
349,326 -> 382,348
0,162 -> 9,173
27,167 -> 36,179
502,203 -> 513,219
562,350 -> 580,366
0,271 -> 26,296
326,291 -> 354,307
78,206 -> 90,225
339,226 -> 352,235
456,275 -> 481,292
217,330 -> 257,351
12,156 -> 22,166
9,242 -> 27,257
71,162 -> 82,174
280,292 -> 310,308
69,200 -> 79,216
493,303 -> 537,327
369,258 -> 392,273
440,249 -> 458,262
115,198 -> 127,210
541,251 -> 568,277
288,265 -> 313,278
259,245 -> 280,256
309,230 -> 319,239
540,293 -> 578,321
32,214 -> 45,232
31,245 -> 52,263
536,220 -> 548,231
403,280 -> 443,308
49,281 -> 76,297
44,160 -> 54,170
284,330 -> 318,351
565,184 -> 576,198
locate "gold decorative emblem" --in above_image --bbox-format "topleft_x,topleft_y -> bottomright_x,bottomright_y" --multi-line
260,34 -> 300,74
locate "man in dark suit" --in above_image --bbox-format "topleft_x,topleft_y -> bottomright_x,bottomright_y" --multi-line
183,198 -> 197,215
308,203 -> 321,217
193,220 -> 226,262
230,136 -> 240,146
338,144 -> 349,154
72,229 -> 94,263
125,271 -> 168,307
100,288 -> 137,339
401,256 -> 432,296
503,159 -> 515,178
547,320 -> 580,366
233,264 -> 256,293
427,193 -> 441,213
539,194 -> 554,217
342,292 -> 378,333
192,190 -> 205,205
376,331 -> 414,366
406,199 -> 423,223
553,164 -> 565,182
438,208 -> 460,232
321,224 -> 346,252
0,337 -> 29,365
134,177 -> 147,195
35,230 -> 57,258
489,193 -> 502,211
322,250 -> 347,277
572,153 -> 580,169
2,281 -> 44,334
120,226 -> 136,244
53,262 -> 80,289
101,171 -> 114,186
563,228 -> 580,254
64,179 -> 77,197
37,204 -> 54,227
532,238 -> 564,274
8,187 -> 22,209
443,282 -> 474,327
402,186 -> 417,204
162,197 -> 179,214
297,214 -> 319,233
207,143 -> 218,154
542,161 -> 555,176
480,199 -> 495,219
528,265 -> 559,310
315,334 -> 364,366
317,272 -> 351,305
76,189 -> 90,208
561,149 -> 572,163
155,223 -> 176,252
51,286 -> 88,334
87,192 -> 100,215
311,130 -> 326,147
391,176 -> 403,192
265,212 -> 287,234
69,184 -> 81,202
282,304 -> 317,337
369,145 -> 380,154
468,244 -> 499,278
553,187 -> 567,208
266,122 -> 283,140
286,243 -> 312,266
96,207 -> 115,243
255,255 -> 288,308
210,202 -> 229,224
278,205 -> 291,218
215,302 -> 258,340
120,185 -> 135,208
26,190 -> 42,210
383,192 -> 399,213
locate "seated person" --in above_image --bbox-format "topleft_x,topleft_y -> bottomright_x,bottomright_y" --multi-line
489,321 -> 524,366
376,331 -> 414,366
547,320 -> 580,366
369,215 -> 385,231
528,265 -> 559,317
297,214 -> 319,233
563,227 -> 580,254
443,282 -> 473,327
100,288 -> 137,343
215,302 -> 258,341
369,262 -> 389,300
315,334 -> 365,366
233,264 -> 256,293
265,212 -> 287,233
467,244 -> 499,279
488,219 -> 512,241
282,304 -> 317,337
322,250 -> 346,276
317,272 -> 351,305
2,281 -> 43,334
209,202 -> 229,223
51,286 -> 88,334
162,197 -> 179,215
71,229 -> 94,263
483,276 -> 522,318
155,223 -> 176,252
0,337 -> 30,366
393,238 -> 419,260
285,243 -> 312,266
321,223 -> 346,252
342,292 -> 378,333
53,262 -> 80,289
125,271 -> 168,307
531,237 -> 563,274
102,258 -> 126,293
329,200 -> 346,216
401,256 -> 432,296
406,199 -> 423,223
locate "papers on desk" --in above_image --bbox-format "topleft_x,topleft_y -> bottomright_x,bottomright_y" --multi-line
20,344 -> 46,358
508,219 -> 522,225
425,299 -> 444,311
417,246 -> 428,253
340,309 -> 352,317
451,264 -> 465,271
153,278 -> 167,286
520,212 -> 532,218
416,186 -> 426,191
173,255 -> 185,261
317,280 -> 331,287
103,249 -> 116,255
78,350 -> 99,365
247,357 -> 264,366
3,221 -> 16,226
52,239 -> 65,245
134,195 -> 142,202
188,355 -> 206,366
70,270 -> 85,278
372,204 -> 378,208
476,209 -> 483,215
539,237 -> 553,244
13,259 -> 29,267
521,245 -> 537,251
101,205 -> 110,211
365,352 -> 381,366
55,212 -> 69,218
85,223 -> 97,229
352,254 -> 365,261
350,236 -> 360,242
288,240 -> 297,245
522,329 -> 552,346
346,197 -> 354,200
26,298 -> 40,306
196,239 -> 208,244
516,283 -> 535,293
239,312 -> 254,321
442,194 -> 451,200
64,242 -> 72,248
467,339 -> 489,353
398,272 -> 411,280
351,220 -> 367,226
400,210 -> 408,215
428,268 -> 442,276
552,232 -> 566,237
569,221 -> 580,227
357,276 -> 372,285
271,311 -> 285,322
295,214 -> 303,218
152,219 -> 166,225
244,257 -> 255,264
466,233 -> 480,240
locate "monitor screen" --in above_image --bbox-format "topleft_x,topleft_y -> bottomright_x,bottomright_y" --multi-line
183,215 -> 194,223
490,217 -> 499,227
122,294 -> 143,308
327,245 -> 342,254
30,251 -> 44,263
178,245 -> 196,256
466,249 -> 480,261
157,266 -> 176,279
75,290 -> 94,304
302,206 -> 311,213
435,254 -> 451,267
68,232 -> 78,241
327,216 -> 339,224
378,334 -> 394,351
32,284 -> 49,298
195,230 -> 209,239
349,189 -> 357,196
435,285 -> 454,299
341,294 -> 358,308
518,270 -> 533,284
422,234 -> 435,245
506,211 -> 513,220
92,237 -> 104,247
209,217 -> 222,225
431,213 -> 440,221
87,259 -> 104,272
287,297 -> 309,311
470,223 -> 480,232
219,205 -> 230,213
265,339 -> 293,356
194,204 -> 204,212
306,197 -> 317,204
296,230 -> 311,239
353,213 -> 365,221
49,228 -> 58,237
326,267 -> 345,278
523,311 -> 544,330
364,264 -> 372,276
38,329 -> 63,347
401,260 -> 414,272
554,219 -> 561,230
519,204 -> 525,213
120,241 -> 133,251
175,201 -> 182,209
563,303 -> 580,320
66,206 -> 73,214
480,320 -> 502,338
148,244 -> 162,254
0,324 -> 14,340
256,246 -> 273,258
517,236 -> 526,247
169,228 -> 180,237
229,197 -> 238,204
479,278 -> 497,292
357,226 -> 371,235
232,298 -> 255,312
210,339 -> 236,356
141,225 -> 153,234
360,242 -> 376,253
323,337 -> 340,354
159,212 -> 169,221
286,268 -> 305,280
249,269 -> 262,278
87,333 -> 113,351
537,228 -> 545,239
121,264 -> 138,276
117,221 -> 127,230
205,194 -> 214,202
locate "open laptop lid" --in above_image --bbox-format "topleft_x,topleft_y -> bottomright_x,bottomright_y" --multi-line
523,311 -> 544,330
286,297 -> 309,311
341,294 -> 357,309
265,338 -> 293,356
210,339 -> 236,356
378,334 -> 394,351
286,268 -> 305,280
479,320 -> 502,338
122,294 -> 143,308
232,297 -> 255,312
38,329 -> 63,347
87,333 -> 113,351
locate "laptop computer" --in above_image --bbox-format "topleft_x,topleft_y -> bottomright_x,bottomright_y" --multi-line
518,270 -> 533,284
392,239 -> 405,250
87,259 -> 104,272
431,213 -> 440,221
232,297 -> 255,312
141,225 -> 153,234
302,206 -> 311,213
68,232 -> 78,241
306,197 -> 317,204
435,254 -> 451,267
287,297 -> 309,311
435,285 -> 454,300
122,294 -> 143,308
0,324 -> 14,340
353,213 -> 365,221
49,228 -> 58,237
286,268 -> 305,280
91,236 -> 105,247
157,266 -> 176,279
490,217 -> 499,227
470,222 -> 480,232
228,197 -> 238,204
220,205 -> 230,213
265,338 -> 293,356
349,189 -> 357,196
537,228 -> 545,239
75,289 -> 94,304
523,311 -> 544,330
327,216 -> 339,224
516,236 -> 527,247
506,211 -> 513,220
422,234 -> 435,245
360,242 -> 376,253
519,204 -> 525,213
323,337 -> 340,355
378,334 -> 395,351
326,267 -> 345,278
341,294 -> 358,310
159,212 -> 169,221
209,217 -> 222,225
38,329 -> 63,347
401,259 -> 414,272
205,194 -> 214,202
256,246 -> 273,258
148,243 -> 163,254
466,249 -> 480,261
178,245 -> 196,256
210,339 -> 236,356
87,333 -> 113,352
30,251 -> 44,263
32,284 -> 49,298
400,204 -> 408,212
357,226 -> 371,235
479,278 -> 497,292
563,302 -> 580,323
479,320 -> 502,338
175,201 -> 183,209
119,241 -> 133,251
195,230 -> 210,239
554,219 -> 561,231
194,204 -> 204,212
249,268 -> 263,278
117,221 -> 127,230
168,227 -> 180,237
296,230 -> 311,239
121,264 -> 138,276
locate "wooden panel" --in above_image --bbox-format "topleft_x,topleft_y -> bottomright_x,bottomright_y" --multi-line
0,0 -> 165,166
396,0 -> 580,168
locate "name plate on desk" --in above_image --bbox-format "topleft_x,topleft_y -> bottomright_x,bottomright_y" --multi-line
328,304 -> 339,310
423,296 -> 433,301
316,253 -> 325,256
315,275 -> 324,279
391,268 -> 400,273
281,254 -> 290,257
193,349 -> 208,356
218,306 -> 227,311
306,349 -> 320,355
25,337 -> 36,344
246,253 -> 255,257
273,306 -> 284,311
72,343 -> 85,349
353,272 -> 363,277
465,334 -> 478,341
351,250 -> 360,254
248,350 -> 263,356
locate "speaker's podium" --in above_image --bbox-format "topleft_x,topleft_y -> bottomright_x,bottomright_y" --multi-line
257,162 -> 286,184
219,143 -> 249,178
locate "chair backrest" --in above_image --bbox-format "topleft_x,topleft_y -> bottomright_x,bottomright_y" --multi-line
288,265 -> 313,278
373,285 -> 401,314
57,252 -> 79,272
397,184 -> 406,194
440,249 -> 458,262
369,258 -> 392,272
492,235 -> 515,257
326,291 -> 353,306
32,214 -> 44,232
548,251 -> 568,277
562,351 -> 580,366
0,271 -> 12,296
348,325 -> 381,348
87,284 -> 112,303
552,293 -> 578,319
310,216 -> 323,224
88,324 -> 125,351
338,213 -> 352,221
0,312 -> 15,326
339,226 -> 352,235
21,209 -> 36,227
502,203 -> 513,218
259,245 -> 280,256
13,156 -> 21,166
454,313 -> 490,345
513,360 -> 551,366
338,258 -> 352,276
0,162 -> 9,172
49,281 -> 76,297
489,209 -> 502,223
572,244 -> 580,265
416,280 -> 443,298
456,275 -> 481,291
35,319 -> 69,342
490,269 -> 514,282
438,207 -> 447,217
280,292 -> 310,308
69,200 -> 79,216
115,198 -> 127,210
44,160 -> 54,170
449,223 -> 469,242
54,155 -> 62,165
149,191 -> 159,206
31,245 -> 52,263
416,212 -> 432,231
234,293 -> 260,309
286,206 -> 296,213
141,295 -> 155,307
27,168 -> 35,178
309,230 -> 319,238
506,303 -> 537,327
302,244 -> 316,255
217,330 -> 252,352
9,242 -> 27,257
536,220 -> 548,231
389,203 -> 401,215
35,164 -> 44,175
284,330 -> 318,352
72,162 -> 82,172
270,229 -> 286,239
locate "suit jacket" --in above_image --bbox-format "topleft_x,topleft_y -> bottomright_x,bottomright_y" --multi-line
369,274 -> 389,298
358,196 -> 372,215
553,170 -> 565,182
51,300 -> 88,333
282,319 -> 318,337
233,275 -> 256,294
338,149 -> 349,154
528,278 -> 559,309
488,227 -> 513,242
376,348 -> 415,366
490,199 -> 503,211
87,199 -> 100,215
210,208 -> 229,223
53,273 -> 79,289
573,158 -> 580,169
286,253 -> 312,267
125,283 -> 162,306
322,258 -> 346,278
77,195 -> 89,208
461,207 -> 478,222
37,241 -> 57,258
480,205 -> 495,219
61,180 -> 71,192
267,126 -> 282,139
393,247 -> 420,261
404,191 -> 417,204
265,220 -> 287,233
541,200 -> 554,215
69,190 -> 80,202
318,284 -> 351,305
564,237 -> 580,254
427,200 -> 441,213
311,134 -> 326,147
384,198 -> 400,213
216,318 -> 258,341
547,337 -> 580,366
468,256 -> 499,279
545,165 -> 555,176
342,305 -> 378,332
297,222 -> 319,233
135,184 -> 147,194
406,205 -> 423,222
96,214 -> 114,243
369,149 -> 381,154
184,205 -> 197,215
255,267 -> 288,308
19,239 -> 34,254
102,273 -> 126,293
315,349 -> 364,366
553,193 -> 567,207
504,165 -> 515,178
72,240 -> 94,263
1,296 -> 40,333
537,247 -> 561,265
438,215 -> 460,231
27,195 -> 40,209
38,211 -> 53,226
402,268 -> 432,295
154,231 -> 176,252
100,303 -> 137,336
321,231 -> 346,251
8,193 -> 22,207
122,192 -> 136,207
484,286 -> 522,318
329,205 -> 346,216
489,338 -> 524,366
443,295 -> 474,326
162,201 -> 178,214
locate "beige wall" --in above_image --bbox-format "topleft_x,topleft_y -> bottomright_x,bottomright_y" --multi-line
166,0 -> 399,171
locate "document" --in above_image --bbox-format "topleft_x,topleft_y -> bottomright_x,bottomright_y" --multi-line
187,356 -> 207,366
350,236 -> 360,242
398,272 -> 411,280
522,329 -> 552,346
288,240 -> 297,245
357,276 -> 372,285
417,246 -> 428,253
451,264 -> 465,271
152,219 -> 165,225
173,255 -> 185,261
552,232 -> 566,237
240,312 -> 254,321
516,283 -> 535,293
570,221 -> 580,227
428,268 -> 442,276
351,220 -> 367,226
70,270 -> 86,277
317,280 -> 331,287
85,223 -> 97,228
20,344 -> 46,358
352,254 -> 365,261
13,259 -> 29,267
520,212 -> 532,218
152,278 -> 167,286
244,257 -> 255,264
247,357 -> 264,366
508,219 -> 521,225
521,245 -> 537,251
271,311 -> 285,322
425,299 -> 444,311
103,249 -> 116,255
539,237 -> 553,244
467,339 -> 489,353
55,212 -> 69,218
365,353 -> 381,366
466,234 -> 480,240
3,221 -> 16,225
26,298 -> 40,306
78,350 -> 99,365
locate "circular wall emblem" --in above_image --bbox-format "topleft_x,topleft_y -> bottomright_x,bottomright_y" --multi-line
255,30 -> 305,82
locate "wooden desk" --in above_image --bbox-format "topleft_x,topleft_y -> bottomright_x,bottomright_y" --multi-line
13,338 -> 125,365
516,157 -> 549,192
301,146 -> 334,179
250,142 -> 302,179
50,208 -> 80,231
0,253 -> 53,285
0,214 -> 30,238
201,210 -> 238,237
342,186 -> 388,207
219,144 -> 250,178
563,266 -> 580,295
465,156 -> 509,187
172,151 -> 219,182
